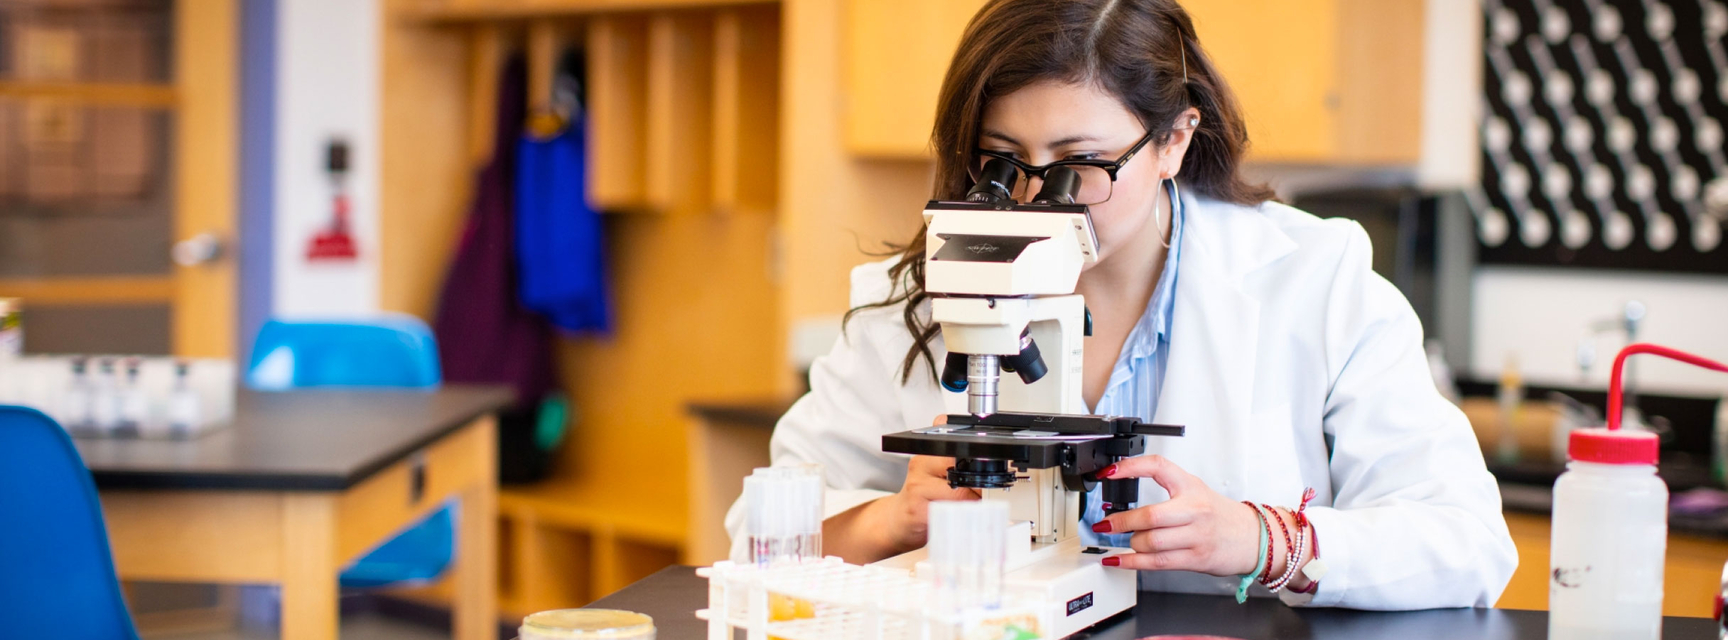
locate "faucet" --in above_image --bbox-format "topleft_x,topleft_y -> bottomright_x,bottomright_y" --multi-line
1577,300 -> 1646,413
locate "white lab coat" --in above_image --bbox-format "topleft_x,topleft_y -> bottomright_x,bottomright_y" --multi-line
726,191 -> 1518,610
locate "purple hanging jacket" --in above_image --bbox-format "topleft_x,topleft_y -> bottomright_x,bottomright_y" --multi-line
432,58 -> 556,406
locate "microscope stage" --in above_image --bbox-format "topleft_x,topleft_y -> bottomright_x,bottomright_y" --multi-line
883,425 -> 1108,468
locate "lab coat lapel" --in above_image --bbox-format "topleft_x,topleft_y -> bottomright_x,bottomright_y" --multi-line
1149,193 -> 1297,494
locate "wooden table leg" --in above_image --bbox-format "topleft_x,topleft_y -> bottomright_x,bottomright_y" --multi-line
452,417 -> 499,640
281,494 -> 339,640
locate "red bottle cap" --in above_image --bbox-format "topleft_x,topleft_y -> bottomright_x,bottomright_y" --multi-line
1568,427 -> 1659,465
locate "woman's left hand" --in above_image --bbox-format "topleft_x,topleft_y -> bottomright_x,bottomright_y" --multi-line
1092,455 -> 1263,577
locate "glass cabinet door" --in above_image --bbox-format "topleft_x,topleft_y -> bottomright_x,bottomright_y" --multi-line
0,0 -> 236,357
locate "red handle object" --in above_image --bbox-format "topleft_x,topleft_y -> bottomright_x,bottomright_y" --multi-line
1606,343 -> 1728,431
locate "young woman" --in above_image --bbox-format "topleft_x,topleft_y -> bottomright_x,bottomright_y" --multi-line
730,0 -> 1515,609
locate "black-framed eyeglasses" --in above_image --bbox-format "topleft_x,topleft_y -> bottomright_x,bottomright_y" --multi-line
968,128 -> 1159,206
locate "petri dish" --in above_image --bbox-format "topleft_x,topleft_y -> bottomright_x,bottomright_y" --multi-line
519,609 -> 655,640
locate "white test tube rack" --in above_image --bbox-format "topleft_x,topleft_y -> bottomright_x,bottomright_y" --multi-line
696,557 -> 1052,640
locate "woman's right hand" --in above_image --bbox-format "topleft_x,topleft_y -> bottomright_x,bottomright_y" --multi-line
823,453 -> 981,563
875,455 -> 982,554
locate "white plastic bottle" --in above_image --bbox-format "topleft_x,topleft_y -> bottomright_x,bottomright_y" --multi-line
91,357 -> 123,434
61,356 -> 94,432
168,360 -> 202,437
1549,427 -> 1668,640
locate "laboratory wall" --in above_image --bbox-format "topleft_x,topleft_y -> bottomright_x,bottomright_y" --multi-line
272,0 -> 382,317
1471,267 -> 1728,395
242,0 -> 383,343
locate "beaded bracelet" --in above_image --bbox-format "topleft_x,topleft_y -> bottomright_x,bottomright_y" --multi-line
1258,503 -> 1292,585
1279,488 -> 1322,593
1272,488 -> 1322,592
1287,520 -> 1322,595
1268,511 -> 1309,592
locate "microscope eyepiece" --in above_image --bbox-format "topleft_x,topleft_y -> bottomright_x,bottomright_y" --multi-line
966,157 -> 1020,203
1031,165 -> 1083,205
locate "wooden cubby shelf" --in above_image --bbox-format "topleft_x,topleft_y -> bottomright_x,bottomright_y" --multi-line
382,0 -> 785,618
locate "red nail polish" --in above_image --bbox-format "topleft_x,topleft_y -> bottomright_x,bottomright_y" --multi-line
1091,520 -> 1113,533
1099,464 -> 1117,478
1102,556 -> 1121,567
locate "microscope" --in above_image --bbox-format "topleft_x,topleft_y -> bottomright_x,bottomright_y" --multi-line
875,160 -> 1184,637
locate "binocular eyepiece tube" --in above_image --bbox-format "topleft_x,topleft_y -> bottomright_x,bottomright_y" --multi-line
1032,165 -> 1083,205
967,158 -> 1019,203
964,159 -> 1085,205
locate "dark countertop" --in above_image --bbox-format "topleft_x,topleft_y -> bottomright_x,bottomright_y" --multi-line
590,566 -> 1717,640
76,385 -> 514,491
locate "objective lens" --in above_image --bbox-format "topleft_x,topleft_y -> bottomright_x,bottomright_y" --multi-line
966,354 -> 1000,418
1001,333 -> 1047,385
940,352 -> 970,392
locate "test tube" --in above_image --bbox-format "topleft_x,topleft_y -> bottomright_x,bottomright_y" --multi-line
928,500 -> 1009,611
742,465 -> 824,566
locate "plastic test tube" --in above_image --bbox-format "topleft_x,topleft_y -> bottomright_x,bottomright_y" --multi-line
742,466 -> 824,566
928,499 -> 1009,611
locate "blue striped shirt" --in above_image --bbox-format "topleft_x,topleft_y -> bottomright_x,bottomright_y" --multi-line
1080,183 -> 1184,548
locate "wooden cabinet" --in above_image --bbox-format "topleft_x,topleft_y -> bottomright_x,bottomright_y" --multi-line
843,0 -> 1426,164
1185,0 -> 1425,164
843,0 -> 984,157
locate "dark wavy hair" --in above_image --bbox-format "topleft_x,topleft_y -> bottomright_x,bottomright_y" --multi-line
850,0 -> 1276,383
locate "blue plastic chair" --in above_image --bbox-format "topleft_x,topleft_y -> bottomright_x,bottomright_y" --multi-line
246,316 -> 442,390
0,406 -> 141,639
245,316 -> 454,589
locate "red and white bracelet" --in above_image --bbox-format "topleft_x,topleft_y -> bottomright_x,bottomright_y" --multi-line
1267,512 -> 1308,592
1267,488 -> 1321,593
1287,520 -> 1323,595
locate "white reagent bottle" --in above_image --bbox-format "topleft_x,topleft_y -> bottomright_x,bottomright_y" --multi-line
1553,343 -> 1728,640
1548,423 -> 1666,639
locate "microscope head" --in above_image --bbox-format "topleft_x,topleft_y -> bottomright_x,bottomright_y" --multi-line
921,204 -> 1099,298
923,166 -> 1101,417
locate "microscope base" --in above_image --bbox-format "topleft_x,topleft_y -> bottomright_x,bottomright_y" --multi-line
876,534 -> 1137,638
1004,538 -> 1137,638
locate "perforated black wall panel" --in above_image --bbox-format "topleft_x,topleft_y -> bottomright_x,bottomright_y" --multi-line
1476,0 -> 1728,273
